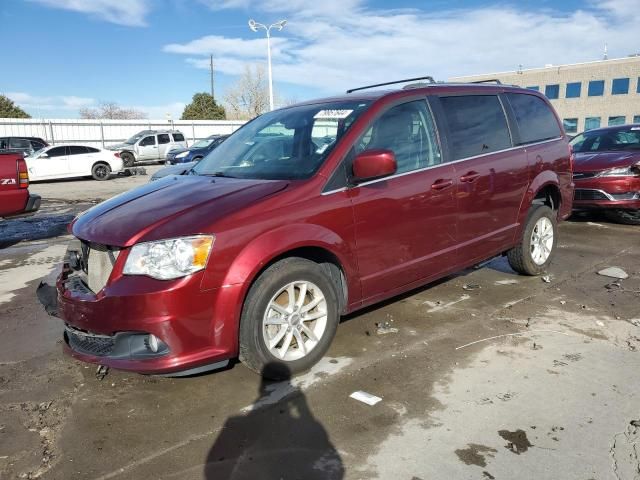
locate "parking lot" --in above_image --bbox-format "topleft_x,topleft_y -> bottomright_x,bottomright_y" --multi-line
1,170 -> 639,479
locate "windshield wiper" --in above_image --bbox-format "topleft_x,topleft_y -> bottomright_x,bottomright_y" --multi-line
201,171 -> 236,178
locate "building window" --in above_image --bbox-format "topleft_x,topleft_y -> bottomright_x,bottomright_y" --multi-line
545,84 -> 559,99
612,78 -> 630,95
588,80 -> 605,96
633,115 -> 640,124
526,86 -> 539,91
608,116 -> 626,126
566,82 -> 581,98
585,117 -> 601,130
563,118 -> 578,133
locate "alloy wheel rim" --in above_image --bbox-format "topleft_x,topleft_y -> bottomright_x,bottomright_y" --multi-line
262,281 -> 328,361
96,166 -> 108,178
530,217 -> 553,265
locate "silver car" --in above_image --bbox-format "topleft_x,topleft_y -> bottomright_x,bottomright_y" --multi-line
107,130 -> 188,167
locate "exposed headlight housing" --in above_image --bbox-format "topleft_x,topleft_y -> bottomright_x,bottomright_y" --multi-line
123,235 -> 214,280
597,165 -> 640,177
175,151 -> 189,159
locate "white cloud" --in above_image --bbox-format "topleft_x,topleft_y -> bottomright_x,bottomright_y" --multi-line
165,0 -> 640,94
5,92 -> 96,113
28,0 -> 151,27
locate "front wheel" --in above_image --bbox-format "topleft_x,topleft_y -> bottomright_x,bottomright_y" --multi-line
121,152 -> 135,167
239,258 -> 340,380
604,209 -> 640,225
507,205 -> 557,275
91,162 -> 111,181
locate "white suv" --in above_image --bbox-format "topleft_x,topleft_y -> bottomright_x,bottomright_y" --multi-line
107,130 -> 188,167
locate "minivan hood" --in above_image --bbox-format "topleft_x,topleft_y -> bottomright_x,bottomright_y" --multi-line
72,175 -> 289,247
573,151 -> 640,172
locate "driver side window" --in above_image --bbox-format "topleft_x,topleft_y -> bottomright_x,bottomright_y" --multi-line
355,100 -> 441,174
140,136 -> 156,146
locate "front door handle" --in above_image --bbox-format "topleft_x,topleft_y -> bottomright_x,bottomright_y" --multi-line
431,178 -> 453,191
460,171 -> 480,182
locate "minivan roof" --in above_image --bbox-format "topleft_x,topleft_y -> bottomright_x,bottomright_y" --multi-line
290,82 -> 535,109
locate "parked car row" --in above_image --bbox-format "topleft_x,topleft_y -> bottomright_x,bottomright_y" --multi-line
42,79 -> 580,380
0,136 -> 48,156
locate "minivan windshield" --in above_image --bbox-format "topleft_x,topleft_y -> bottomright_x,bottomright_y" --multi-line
570,129 -> 640,152
193,100 -> 370,180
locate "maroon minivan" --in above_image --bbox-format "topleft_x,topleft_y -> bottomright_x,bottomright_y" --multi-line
51,79 -> 573,378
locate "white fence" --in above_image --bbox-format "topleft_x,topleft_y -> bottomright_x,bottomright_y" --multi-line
0,118 -> 247,148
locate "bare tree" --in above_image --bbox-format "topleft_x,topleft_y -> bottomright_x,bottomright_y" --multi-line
79,102 -> 147,119
224,65 -> 270,120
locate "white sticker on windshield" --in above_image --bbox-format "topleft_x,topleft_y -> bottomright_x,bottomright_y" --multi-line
631,127 -> 640,130
314,109 -> 353,119
316,144 -> 330,154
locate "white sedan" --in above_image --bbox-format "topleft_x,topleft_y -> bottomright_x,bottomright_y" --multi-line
26,145 -> 124,181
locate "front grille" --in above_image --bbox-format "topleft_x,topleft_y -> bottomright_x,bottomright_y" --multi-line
78,241 -> 119,293
66,326 -> 115,356
574,189 -> 609,201
573,172 -> 596,180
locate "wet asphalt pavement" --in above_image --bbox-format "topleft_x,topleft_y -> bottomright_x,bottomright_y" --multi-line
0,169 -> 639,480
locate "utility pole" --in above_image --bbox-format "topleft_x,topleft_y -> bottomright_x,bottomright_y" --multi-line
210,54 -> 215,101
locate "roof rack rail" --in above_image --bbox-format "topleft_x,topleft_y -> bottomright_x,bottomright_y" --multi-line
469,79 -> 503,84
346,76 -> 436,94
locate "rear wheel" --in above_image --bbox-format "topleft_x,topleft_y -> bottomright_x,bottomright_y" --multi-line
121,152 -> 135,167
507,205 -> 557,275
239,258 -> 340,380
91,162 -> 111,181
604,209 -> 640,225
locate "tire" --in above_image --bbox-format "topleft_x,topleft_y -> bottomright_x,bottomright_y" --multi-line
604,209 -> 640,225
121,152 -> 135,168
507,205 -> 557,276
239,258 -> 340,380
91,162 -> 111,181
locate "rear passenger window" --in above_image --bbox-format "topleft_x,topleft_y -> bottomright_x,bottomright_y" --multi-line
172,133 -> 185,142
355,100 -> 441,174
507,93 -> 561,144
158,134 -> 171,144
68,146 -> 89,155
10,138 -> 30,149
440,95 -> 512,160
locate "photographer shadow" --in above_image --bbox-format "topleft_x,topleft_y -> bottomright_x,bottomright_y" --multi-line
204,362 -> 344,480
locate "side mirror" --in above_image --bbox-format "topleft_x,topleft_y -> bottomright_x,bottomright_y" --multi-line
352,149 -> 397,183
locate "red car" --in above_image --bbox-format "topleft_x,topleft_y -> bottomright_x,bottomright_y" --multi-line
48,79 -> 573,378
0,153 -> 40,218
570,125 -> 640,225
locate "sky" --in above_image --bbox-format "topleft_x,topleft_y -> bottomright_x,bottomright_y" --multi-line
1,0 -> 638,119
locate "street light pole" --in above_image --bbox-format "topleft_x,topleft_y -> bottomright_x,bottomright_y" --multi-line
248,19 -> 287,111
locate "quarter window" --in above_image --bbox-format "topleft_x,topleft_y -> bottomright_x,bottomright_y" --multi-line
608,116 -> 626,126
356,100 -> 441,173
440,95 -> 511,160
86,147 -> 101,153
544,84 -> 559,99
612,78 -> 630,95
588,80 -> 605,96
565,82 -> 581,98
506,93 -> 561,144
172,133 -> 185,142
585,117 -> 601,130
563,118 -> 578,134
158,134 -> 170,144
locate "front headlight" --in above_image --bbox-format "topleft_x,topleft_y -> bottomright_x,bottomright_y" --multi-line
123,235 -> 214,280
175,151 -> 189,158
597,166 -> 640,177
